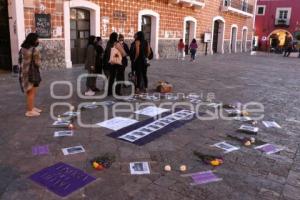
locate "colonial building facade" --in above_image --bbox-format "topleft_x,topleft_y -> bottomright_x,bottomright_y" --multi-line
1,0 -> 256,69
255,0 -> 300,51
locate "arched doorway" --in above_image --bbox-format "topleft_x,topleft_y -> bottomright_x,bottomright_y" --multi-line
268,29 -> 293,47
211,16 -> 225,54
64,0 -> 100,68
241,27 -> 248,52
183,16 -> 197,55
138,9 -> 159,59
230,25 -> 238,53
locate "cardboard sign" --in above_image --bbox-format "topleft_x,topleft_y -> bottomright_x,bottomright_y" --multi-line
204,32 -> 212,43
29,162 -> 95,197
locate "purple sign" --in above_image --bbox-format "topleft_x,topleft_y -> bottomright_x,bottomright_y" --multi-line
260,144 -> 277,152
29,162 -> 96,197
255,143 -> 283,154
32,145 -> 49,155
182,170 -> 222,185
191,171 -> 221,185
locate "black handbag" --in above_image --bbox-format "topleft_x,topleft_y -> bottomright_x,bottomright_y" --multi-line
28,48 -> 41,87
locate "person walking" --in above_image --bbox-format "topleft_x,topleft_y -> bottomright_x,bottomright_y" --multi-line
95,36 -> 104,76
19,33 -> 42,117
177,39 -> 185,60
104,32 -> 126,96
134,31 -> 150,94
118,34 -> 130,87
283,33 -> 292,57
85,35 -> 98,96
189,39 -> 198,62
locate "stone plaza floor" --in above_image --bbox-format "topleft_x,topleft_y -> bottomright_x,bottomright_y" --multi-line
0,53 -> 300,200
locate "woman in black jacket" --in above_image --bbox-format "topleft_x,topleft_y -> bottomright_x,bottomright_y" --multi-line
134,31 -> 150,94
95,36 -> 104,76
103,32 -> 126,96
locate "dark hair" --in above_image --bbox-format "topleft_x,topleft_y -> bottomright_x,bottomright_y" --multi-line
136,31 -> 145,41
179,39 -> 183,43
21,33 -> 39,49
118,34 -> 124,41
96,36 -> 102,42
192,39 -> 197,44
109,32 -> 118,43
106,32 -> 118,49
88,35 -> 96,46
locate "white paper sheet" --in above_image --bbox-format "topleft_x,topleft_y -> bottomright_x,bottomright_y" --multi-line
62,145 -> 85,155
52,120 -> 70,126
129,162 -> 150,175
212,141 -> 240,153
239,125 -> 259,133
96,117 -> 138,131
134,106 -> 170,117
262,121 -> 281,128
63,111 -> 80,117
54,130 -> 74,137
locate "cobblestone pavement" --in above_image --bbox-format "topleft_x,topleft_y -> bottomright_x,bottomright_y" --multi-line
0,53 -> 300,200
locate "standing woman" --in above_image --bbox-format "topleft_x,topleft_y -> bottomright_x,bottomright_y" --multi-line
177,39 -> 185,60
19,33 -> 42,117
118,34 -> 130,87
189,38 -> 198,62
95,36 -> 104,76
104,32 -> 126,96
85,35 -> 97,96
134,31 -> 150,94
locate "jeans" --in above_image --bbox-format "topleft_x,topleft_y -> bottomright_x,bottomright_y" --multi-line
190,49 -> 196,60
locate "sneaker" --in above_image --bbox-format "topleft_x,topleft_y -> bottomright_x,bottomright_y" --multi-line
85,90 -> 95,96
25,110 -> 40,117
33,107 -> 42,113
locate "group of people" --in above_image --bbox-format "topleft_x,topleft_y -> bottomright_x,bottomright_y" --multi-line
84,31 -> 152,96
18,31 -> 152,117
177,38 -> 198,62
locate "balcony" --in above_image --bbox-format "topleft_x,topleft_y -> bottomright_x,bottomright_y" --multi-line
275,18 -> 290,28
221,0 -> 254,18
169,0 -> 205,9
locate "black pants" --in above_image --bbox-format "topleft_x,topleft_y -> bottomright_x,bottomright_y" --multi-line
283,47 -> 292,57
136,65 -> 148,90
120,66 -> 125,83
108,65 -> 123,95
190,49 -> 196,60
86,69 -> 96,90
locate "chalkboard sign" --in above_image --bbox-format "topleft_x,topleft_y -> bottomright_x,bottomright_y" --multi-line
35,14 -> 51,38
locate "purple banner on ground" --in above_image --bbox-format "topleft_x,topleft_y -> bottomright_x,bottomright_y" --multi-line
29,162 -> 96,197
182,170 -> 222,185
191,171 -> 221,185
32,145 -> 49,155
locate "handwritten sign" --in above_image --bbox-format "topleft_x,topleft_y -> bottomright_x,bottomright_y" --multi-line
29,162 -> 95,197
35,14 -> 51,38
